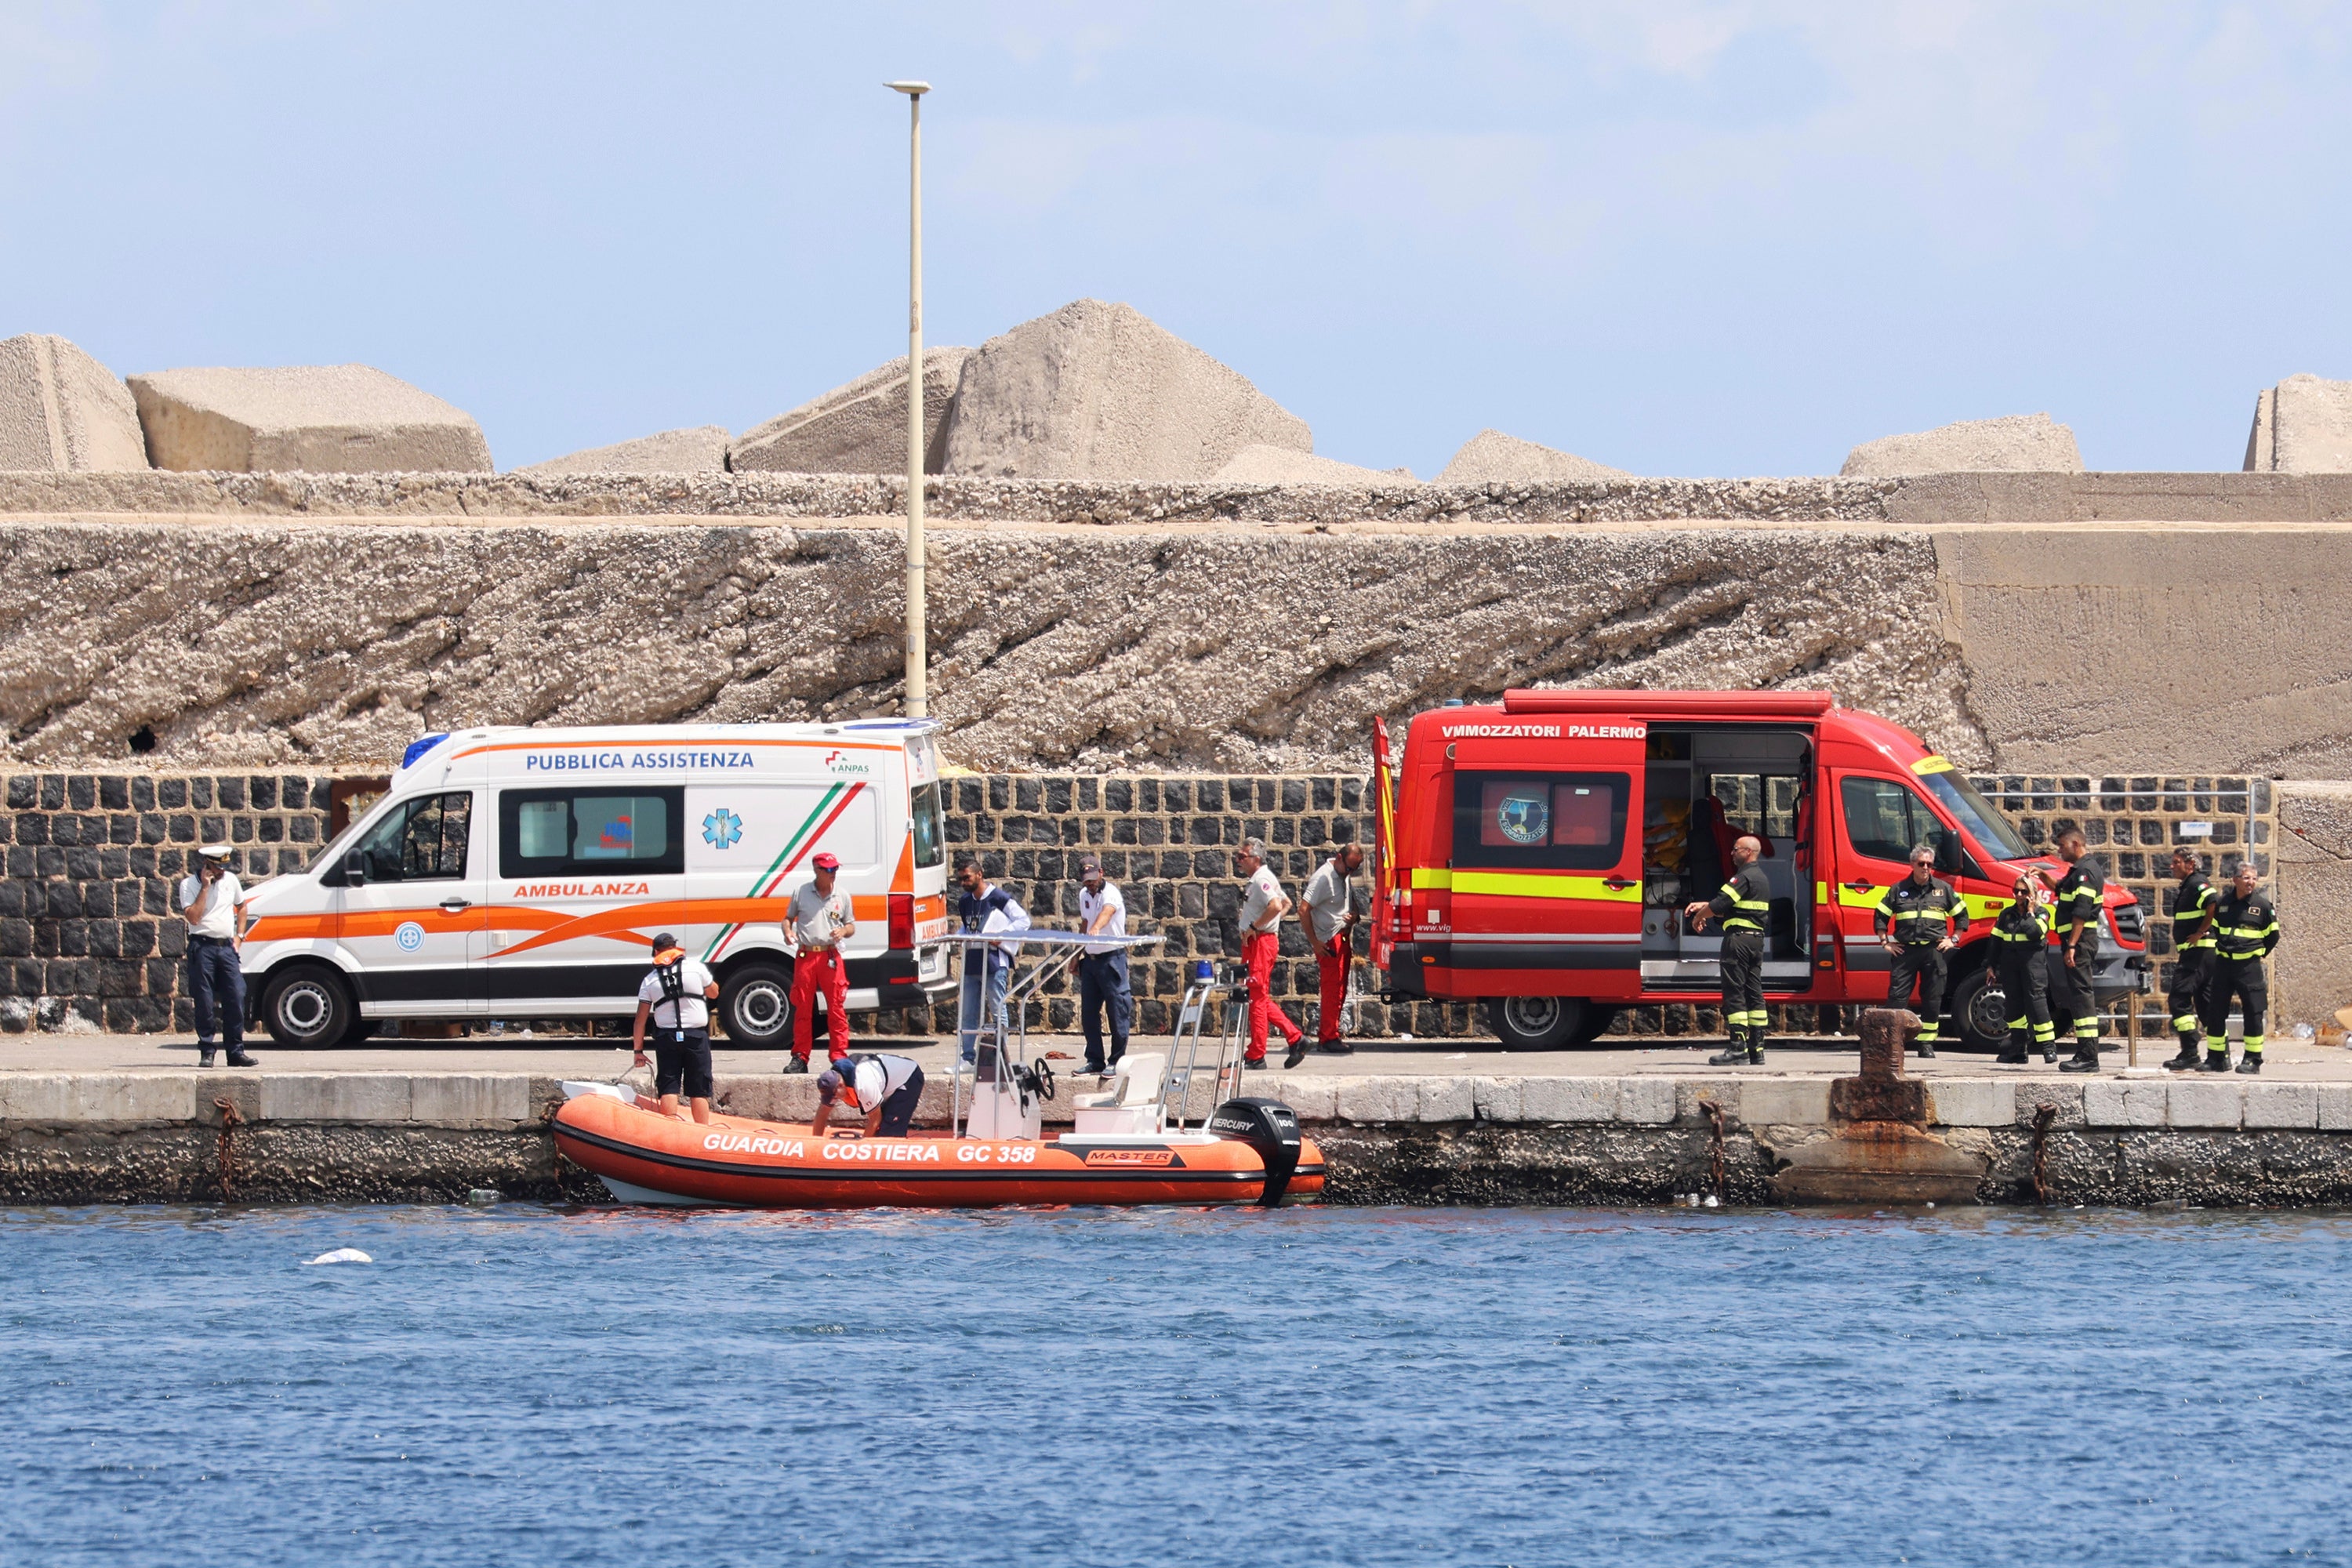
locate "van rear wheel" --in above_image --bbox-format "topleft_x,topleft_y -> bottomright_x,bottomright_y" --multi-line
261,965 -> 354,1048
1486,995 -> 1584,1051
719,963 -> 796,1047
1944,967 -> 2010,1054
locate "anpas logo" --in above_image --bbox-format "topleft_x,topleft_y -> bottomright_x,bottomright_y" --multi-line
701,808 -> 743,850
822,750 -> 874,776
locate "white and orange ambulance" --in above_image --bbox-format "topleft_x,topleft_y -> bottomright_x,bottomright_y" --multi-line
238,721 -> 956,1047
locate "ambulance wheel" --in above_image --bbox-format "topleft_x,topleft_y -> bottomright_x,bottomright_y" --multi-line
261,965 -> 354,1048
1567,1005 -> 1621,1047
1486,996 -> 1584,1051
719,963 -> 795,1047
1945,967 -> 2009,1054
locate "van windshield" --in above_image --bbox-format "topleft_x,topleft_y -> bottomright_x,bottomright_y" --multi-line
1917,770 -> 2034,862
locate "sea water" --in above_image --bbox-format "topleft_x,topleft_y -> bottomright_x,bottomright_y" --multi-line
3,1204 -> 2347,1566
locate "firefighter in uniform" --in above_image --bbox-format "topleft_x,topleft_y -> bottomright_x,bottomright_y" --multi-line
2199,862 -> 2281,1074
2038,827 -> 2107,1073
1684,833 -> 1772,1066
1875,844 -> 1969,1057
1991,873 -> 2056,1065
2161,845 -> 2220,1073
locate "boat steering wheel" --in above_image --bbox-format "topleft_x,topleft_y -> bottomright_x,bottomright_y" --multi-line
1029,1060 -> 1056,1102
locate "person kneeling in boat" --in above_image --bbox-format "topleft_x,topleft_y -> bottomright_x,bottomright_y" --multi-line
632,932 -> 720,1123
811,1053 -> 926,1139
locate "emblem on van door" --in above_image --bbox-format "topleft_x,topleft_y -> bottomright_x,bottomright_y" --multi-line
702,808 -> 743,850
394,921 -> 425,952
1495,790 -> 1550,845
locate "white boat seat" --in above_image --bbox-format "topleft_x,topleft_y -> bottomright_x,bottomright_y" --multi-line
1071,1052 -> 1167,1110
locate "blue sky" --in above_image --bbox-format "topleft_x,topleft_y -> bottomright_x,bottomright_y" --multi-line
4,2 -> 2347,476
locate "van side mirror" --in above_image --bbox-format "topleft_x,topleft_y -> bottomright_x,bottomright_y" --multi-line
1933,830 -> 1962,875
343,850 -> 368,887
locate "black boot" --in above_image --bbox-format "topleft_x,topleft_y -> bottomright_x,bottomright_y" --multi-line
1747,1028 -> 1766,1065
198,1046 -> 217,1069
2163,1036 -> 2203,1072
1995,1034 -> 2029,1064
2235,1053 -> 2263,1075
1708,1038 -> 1751,1065
782,1055 -> 809,1075
224,1046 -> 257,1067
2200,1048 -> 2232,1073
2059,1051 -> 2100,1073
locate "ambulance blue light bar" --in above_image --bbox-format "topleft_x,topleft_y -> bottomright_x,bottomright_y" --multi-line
401,733 -> 450,768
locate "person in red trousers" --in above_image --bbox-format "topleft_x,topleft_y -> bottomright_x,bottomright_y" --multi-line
1235,838 -> 1305,1069
1296,843 -> 1364,1066
782,851 -> 855,1073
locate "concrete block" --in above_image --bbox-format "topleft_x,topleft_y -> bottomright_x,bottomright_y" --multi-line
0,1073 -> 193,1122
2245,374 -> 2352,474
1927,1078 -> 2016,1128
0,334 -> 149,471
1676,1080 -> 1746,1124
127,365 -> 492,474
1737,1080 -> 1831,1127
732,348 -> 967,476
1516,1077 -> 1618,1123
1417,1077 -> 1475,1122
409,1073 -> 531,1123
2243,1081 -> 2318,1131
1615,1076 -> 1678,1126
519,426 -> 728,477
1213,445 -> 1416,486
1278,1078 -> 1338,1122
2318,1084 -> 2352,1131
1436,429 -> 1630,485
942,299 -> 1309,482
2082,1079 -> 2168,1128
0,1074 -> 70,1120
1842,413 -> 2082,477
1334,1075 -> 1417,1123
260,1073 -> 414,1122
2167,1079 -> 2245,1129
1469,1076 -> 1521,1121
2014,1081 -> 2086,1127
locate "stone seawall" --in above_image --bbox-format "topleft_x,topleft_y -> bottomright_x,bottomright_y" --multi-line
4,1069 -> 2348,1207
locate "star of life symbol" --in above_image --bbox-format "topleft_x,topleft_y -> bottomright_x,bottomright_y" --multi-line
702,808 -> 743,850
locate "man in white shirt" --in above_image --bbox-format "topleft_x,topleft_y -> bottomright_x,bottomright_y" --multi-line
811,1051 -> 926,1138
632,931 -> 720,1123
1234,837 -> 1305,1069
955,855 -> 1029,1063
177,844 -> 256,1067
1301,843 -> 1365,1062
782,851 -> 855,1074
1076,855 -> 1132,1076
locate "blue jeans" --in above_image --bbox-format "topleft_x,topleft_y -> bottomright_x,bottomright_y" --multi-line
1078,951 -> 1131,1070
958,957 -> 1009,1061
186,938 -> 246,1047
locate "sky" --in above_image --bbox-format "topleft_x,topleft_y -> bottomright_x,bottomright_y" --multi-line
3,1 -> 2348,477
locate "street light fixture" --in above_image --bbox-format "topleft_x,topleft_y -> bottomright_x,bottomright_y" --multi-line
887,79 -> 931,719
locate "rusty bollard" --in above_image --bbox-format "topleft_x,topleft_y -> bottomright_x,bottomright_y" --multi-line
1771,1006 -> 1987,1206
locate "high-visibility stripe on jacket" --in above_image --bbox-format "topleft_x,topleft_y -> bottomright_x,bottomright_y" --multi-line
1709,864 -> 1773,933
1875,877 -> 1969,945
2210,891 -> 2280,961
2171,871 -> 2219,951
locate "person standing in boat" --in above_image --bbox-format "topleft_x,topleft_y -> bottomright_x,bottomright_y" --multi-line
782,851 -> 855,1074
1235,838 -> 1307,1069
811,1052 -> 927,1138
631,931 -> 720,1123
955,855 -> 1029,1062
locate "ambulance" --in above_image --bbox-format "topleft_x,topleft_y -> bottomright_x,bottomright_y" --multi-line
1371,690 -> 2149,1051
238,721 -> 957,1047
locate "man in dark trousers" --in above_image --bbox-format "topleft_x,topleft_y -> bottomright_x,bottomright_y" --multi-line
1875,843 -> 1970,1058
631,932 -> 720,1123
2038,826 -> 2107,1073
812,1051 -> 927,1138
177,844 -> 257,1067
1684,833 -> 1771,1065
1991,873 -> 2056,1064
2200,862 -> 2281,1074
2161,844 -> 2220,1072
1075,855 -> 1132,1076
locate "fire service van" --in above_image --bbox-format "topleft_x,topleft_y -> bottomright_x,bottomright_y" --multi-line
1371,690 -> 2147,1051
238,721 -> 956,1047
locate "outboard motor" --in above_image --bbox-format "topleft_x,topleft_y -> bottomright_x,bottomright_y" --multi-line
1208,1097 -> 1303,1206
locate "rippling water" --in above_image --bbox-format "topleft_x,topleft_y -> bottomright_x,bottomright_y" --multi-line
5,1203 -> 2349,1566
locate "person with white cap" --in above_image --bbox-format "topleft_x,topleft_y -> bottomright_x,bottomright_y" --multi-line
1076,854 -> 1131,1076
631,931 -> 719,1122
179,845 -> 256,1067
782,850 -> 856,1073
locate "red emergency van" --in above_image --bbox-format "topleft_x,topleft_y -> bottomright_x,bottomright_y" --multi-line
1370,690 -> 2147,1051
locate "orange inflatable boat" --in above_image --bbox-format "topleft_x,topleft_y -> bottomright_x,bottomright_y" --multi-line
551,1086 -> 1327,1210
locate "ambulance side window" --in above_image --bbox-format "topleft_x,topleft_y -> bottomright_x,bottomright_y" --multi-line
499,787 -> 685,878
347,793 -> 471,884
909,782 -> 945,869
1452,772 -> 1631,871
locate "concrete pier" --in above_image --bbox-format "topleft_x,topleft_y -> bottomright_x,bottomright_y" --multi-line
8,1033 -> 2352,1207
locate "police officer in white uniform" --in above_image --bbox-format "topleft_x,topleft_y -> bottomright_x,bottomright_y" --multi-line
178,844 -> 256,1067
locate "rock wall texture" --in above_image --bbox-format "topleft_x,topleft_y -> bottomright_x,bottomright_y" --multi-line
2275,781 -> 2352,1025
1437,429 -> 1630,484
0,335 -> 148,473
0,519 -> 1977,775
518,425 -> 729,477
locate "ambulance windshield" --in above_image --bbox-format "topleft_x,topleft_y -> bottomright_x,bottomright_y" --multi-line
1916,771 -> 2033,862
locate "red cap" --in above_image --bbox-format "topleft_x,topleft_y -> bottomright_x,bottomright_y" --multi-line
811,851 -> 840,870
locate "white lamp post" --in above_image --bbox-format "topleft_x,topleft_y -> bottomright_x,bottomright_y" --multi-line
886,79 -> 931,719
